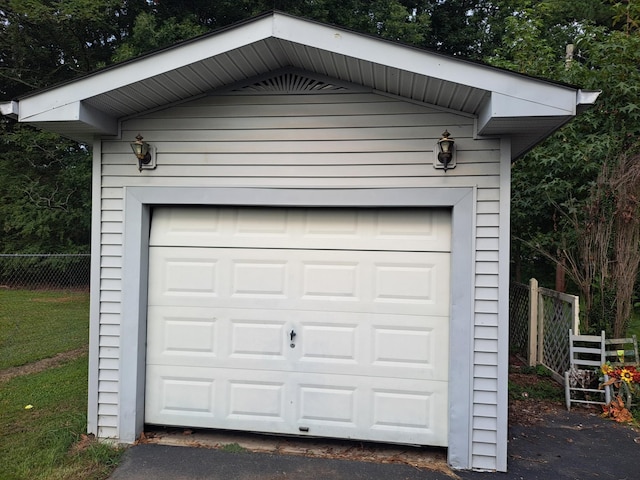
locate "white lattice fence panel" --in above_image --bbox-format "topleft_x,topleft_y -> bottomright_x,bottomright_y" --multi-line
539,287 -> 579,383
509,282 -> 530,357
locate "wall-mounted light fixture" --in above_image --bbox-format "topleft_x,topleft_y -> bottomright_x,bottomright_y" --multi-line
434,130 -> 456,172
130,134 -> 156,172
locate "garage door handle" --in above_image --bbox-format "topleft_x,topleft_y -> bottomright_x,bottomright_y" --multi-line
289,330 -> 297,342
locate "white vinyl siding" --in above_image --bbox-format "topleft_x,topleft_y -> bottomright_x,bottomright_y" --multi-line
94,87 -> 505,470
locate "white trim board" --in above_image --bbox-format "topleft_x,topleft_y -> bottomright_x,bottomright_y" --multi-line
117,186 -> 476,469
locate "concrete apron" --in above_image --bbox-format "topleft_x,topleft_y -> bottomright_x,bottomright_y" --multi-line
138,427 -> 453,475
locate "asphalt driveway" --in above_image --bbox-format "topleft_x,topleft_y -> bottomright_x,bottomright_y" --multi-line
108,409 -> 640,480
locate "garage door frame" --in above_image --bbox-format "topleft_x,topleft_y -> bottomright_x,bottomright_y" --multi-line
117,186 -> 475,467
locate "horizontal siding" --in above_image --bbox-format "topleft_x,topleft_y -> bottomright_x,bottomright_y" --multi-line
97,87 -> 506,469
98,426 -> 118,438
474,365 -> 498,378
125,112 -> 472,130
475,274 -> 499,288
98,403 -> 118,415
473,416 -> 497,431
472,186 -> 501,470
101,163 -> 501,178
473,429 -> 497,444
475,325 -> 498,339
115,125 -> 472,142
472,455 -> 497,472
98,414 -> 118,427
472,440 -> 497,457
99,358 -> 119,370
475,300 -> 499,314
98,380 -> 118,393
475,352 -> 498,365
98,392 -> 118,404
98,369 -> 118,382
101,176 -> 501,189
99,313 -> 121,325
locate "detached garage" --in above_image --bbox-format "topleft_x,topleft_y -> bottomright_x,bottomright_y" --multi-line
1,12 -> 597,472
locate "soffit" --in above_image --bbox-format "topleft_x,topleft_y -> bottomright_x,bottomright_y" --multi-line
7,12 -> 594,159
81,38 -> 488,120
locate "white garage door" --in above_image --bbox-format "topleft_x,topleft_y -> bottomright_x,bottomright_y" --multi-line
145,207 -> 451,446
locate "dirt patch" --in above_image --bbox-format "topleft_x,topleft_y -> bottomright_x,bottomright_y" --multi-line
31,296 -> 81,303
139,429 -> 458,477
509,398 -> 564,426
0,346 -> 88,383
507,356 -> 568,426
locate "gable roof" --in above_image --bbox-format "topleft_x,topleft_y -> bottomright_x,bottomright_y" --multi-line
1,11 -> 598,159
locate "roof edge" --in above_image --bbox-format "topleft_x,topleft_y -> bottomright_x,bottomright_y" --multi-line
0,101 -> 18,119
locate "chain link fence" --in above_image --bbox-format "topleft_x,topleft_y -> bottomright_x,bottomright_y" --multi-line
0,254 -> 91,370
0,254 -> 90,291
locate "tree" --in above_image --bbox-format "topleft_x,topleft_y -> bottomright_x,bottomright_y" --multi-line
0,0 -> 142,253
0,123 -> 91,253
490,2 -> 640,336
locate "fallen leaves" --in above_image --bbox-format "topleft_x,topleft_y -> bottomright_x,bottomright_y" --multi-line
601,396 -> 635,423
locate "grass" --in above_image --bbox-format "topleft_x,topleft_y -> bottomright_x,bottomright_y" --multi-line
220,442 -> 247,453
0,290 -> 89,369
508,364 -> 564,402
0,289 -> 123,480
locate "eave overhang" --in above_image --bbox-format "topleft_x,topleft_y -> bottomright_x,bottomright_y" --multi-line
0,11 -> 599,159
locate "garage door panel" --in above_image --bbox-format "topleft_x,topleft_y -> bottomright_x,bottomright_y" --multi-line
146,306 -> 219,362
151,207 -> 451,252
148,247 -> 450,317
146,206 -> 451,447
145,366 -> 447,446
297,311 -> 449,380
145,367 -> 218,422
146,366 -> 293,432
147,252 -> 220,302
370,317 -> 449,377
148,307 -> 447,380
147,306 -> 291,367
230,320 -> 288,359
294,373 -> 448,446
370,380 -> 448,446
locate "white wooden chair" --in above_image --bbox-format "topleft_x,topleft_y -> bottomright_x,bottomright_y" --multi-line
565,330 -> 609,410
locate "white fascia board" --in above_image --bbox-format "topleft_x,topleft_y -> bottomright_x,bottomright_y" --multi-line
477,92 -> 575,134
578,89 -> 601,105
20,101 -> 118,136
0,101 -> 18,119
17,16 -> 275,120
272,14 -> 578,113
577,89 -> 601,113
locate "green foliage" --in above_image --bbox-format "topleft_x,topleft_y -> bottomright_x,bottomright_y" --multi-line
508,368 -> 563,402
0,0 -> 135,95
112,12 -> 208,62
220,442 -> 247,453
2,1 -> 640,337
488,2 -> 640,336
0,123 -> 91,253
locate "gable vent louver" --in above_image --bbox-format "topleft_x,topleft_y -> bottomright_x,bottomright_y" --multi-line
232,72 -> 350,94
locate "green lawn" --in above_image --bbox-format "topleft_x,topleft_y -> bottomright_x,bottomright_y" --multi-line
0,289 -> 123,480
0,290 -> 89,370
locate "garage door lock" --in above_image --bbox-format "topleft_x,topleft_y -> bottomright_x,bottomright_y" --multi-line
289,329 -> 297,348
